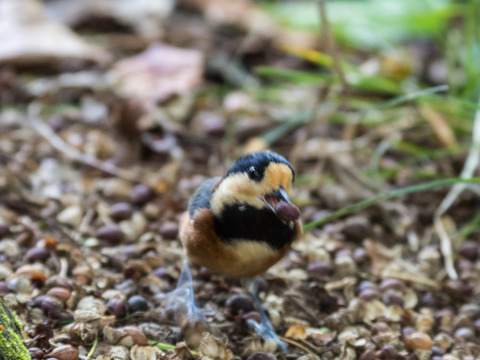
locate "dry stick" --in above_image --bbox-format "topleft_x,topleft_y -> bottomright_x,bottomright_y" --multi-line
27,103 -> 142,183
434,96 -> 480,280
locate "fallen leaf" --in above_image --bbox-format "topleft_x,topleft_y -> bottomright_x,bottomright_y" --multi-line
198,333 -> 233,360
285,324 -> 307,340
0,0 -> 109,66
45,0 -> 174,39
111,43 -> 204,106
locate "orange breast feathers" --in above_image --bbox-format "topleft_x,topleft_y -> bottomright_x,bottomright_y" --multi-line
179,208 -> 302,278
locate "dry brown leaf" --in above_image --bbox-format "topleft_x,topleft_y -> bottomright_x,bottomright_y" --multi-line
111,43 -> 204,106
0,0 -> 109,66
198,333 -> 233,360
45,0 -> 174,39
180,0 -> 317,49
285,324 -> 307,340
419,103 -> 458,147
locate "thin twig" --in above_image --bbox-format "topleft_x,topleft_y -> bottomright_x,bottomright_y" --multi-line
27,103 -> 142,183
434,95 -> 480,280
381,270 -> 438,288
284,293 -> 320,323
277,336 -> 316,355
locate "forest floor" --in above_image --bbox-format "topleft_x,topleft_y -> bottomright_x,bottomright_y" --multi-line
0,0 -> 479,359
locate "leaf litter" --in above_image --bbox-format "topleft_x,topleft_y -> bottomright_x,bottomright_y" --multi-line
0,0 -> 480,360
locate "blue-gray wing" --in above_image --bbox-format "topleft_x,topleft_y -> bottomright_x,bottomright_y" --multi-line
188,177 -> 219,218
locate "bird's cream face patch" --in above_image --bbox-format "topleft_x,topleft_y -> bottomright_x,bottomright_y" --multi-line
264,163 -> 293,193
210,162 -> 294,216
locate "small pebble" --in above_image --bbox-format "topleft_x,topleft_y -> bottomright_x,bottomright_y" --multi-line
48,115 -> 66,131
46,276 -> 73,291
130,184 -> 153,205
8,276 -> 31,293
107,298 -> 128,318
225,294 -> 255,316
0,223 -> 9,238
0,264 -> 13,280
402,326 -> 415,337
371,322 -> 390,335
353,247 -> 370,265
29,347 -> 45,359
246,352 -> 277,360
474,319 -> 480,332
454,327 -> 476,341
444,280 -> 473,300
48,344 -> 79,360
159,222 -> 179,239
0,239 -> 20,257
359,288 -> 380,301
334,255 -> 357,277
419,293 -> 443,309
252,278 -> 268,293
342,216 -> 371,242
382,289 -> 404,307
110,203 -> 133,221
458,240 -> 479,261
442,355 -> 460,360
96,224 -> 124,244
153,267 -> 175,282
120,326 -> 149,346
378,345 -> 397,359
358,281 -> 378,292
128,295 -> 149,312
358,349 -> 376,360
335,249 -> 352,258
307,261 -> 333,278
40,296 -> 64,319
404,331 -> 432,350
431,346 -> 445,356
46,287 -> 71,305
380,278 -> 405,292
459,303 -> 480,317
243,311 -> 262,324
57,205 -> 83,227
25,247 -> 50,263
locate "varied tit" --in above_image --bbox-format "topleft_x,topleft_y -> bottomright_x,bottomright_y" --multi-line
179,150 -> 302,278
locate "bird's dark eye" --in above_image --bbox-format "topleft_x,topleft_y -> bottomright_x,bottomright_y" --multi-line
247,166 -> 262,181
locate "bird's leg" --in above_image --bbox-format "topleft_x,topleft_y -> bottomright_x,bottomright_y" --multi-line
167,259 -> 204,324
246,280 -> 287,352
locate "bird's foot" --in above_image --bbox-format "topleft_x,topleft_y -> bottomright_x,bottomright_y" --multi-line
166,261 -> 204,325
247,281 -> 287,352
246,317 -> 287,353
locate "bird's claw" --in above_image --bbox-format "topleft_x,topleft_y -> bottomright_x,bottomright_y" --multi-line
246,318 -> 287,352
247,280 -> 287,352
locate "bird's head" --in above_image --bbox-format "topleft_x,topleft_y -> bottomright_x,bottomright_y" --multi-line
211,151 -> 300,223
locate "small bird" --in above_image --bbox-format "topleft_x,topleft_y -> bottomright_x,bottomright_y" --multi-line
179,150 -> 302,278
174,151 -> 302,350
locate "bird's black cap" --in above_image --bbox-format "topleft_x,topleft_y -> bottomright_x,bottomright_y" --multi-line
223,151 -> 294,182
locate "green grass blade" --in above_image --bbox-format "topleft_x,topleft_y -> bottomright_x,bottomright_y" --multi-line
302,177 -> 480,231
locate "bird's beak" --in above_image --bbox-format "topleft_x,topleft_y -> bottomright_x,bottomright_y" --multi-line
262,187 -> 291,212
273,188 -> 291,203
263,187 -> 300,222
